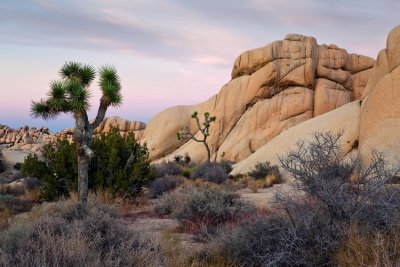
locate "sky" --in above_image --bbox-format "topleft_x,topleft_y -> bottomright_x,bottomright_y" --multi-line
0,0 -> 399,132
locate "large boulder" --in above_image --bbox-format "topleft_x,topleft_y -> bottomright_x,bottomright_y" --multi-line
359,25 -> 400,166
143,34 -> 374,163
231,101 -> 361,178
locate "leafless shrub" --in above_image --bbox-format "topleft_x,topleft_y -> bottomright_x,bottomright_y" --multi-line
211,212 -> 337,267
155,186 -> 254,235
210,131 -> 400,266
0,201 -> 163,267
154,161 -> 182,178
148,175 -> 185,198
278,131 -> 400,232
191,162 -> 231,184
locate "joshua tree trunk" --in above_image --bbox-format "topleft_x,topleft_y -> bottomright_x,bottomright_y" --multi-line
75,113 -> 95,203
74,100 -> 108,203
203,138 -> 211,163
77,145 -> 89,202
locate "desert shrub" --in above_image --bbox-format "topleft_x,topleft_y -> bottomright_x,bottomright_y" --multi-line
0,151 -> 5,173
0,201 -> 163,266
148,175 -> 185,198
89,128 -> 153,196
155,186 -> 254,234
279,131 -> 400,231
153,161 -> 182,178
211,210 -> 337,267
247,161 -> 281,180
218,160 -> 234,173
191,162 -> 230,184
336,225 -> 400,267
21,141 -> 76,200
0,195 -> 16,207
24,177 -> 40,190
0,194 -> 34,229
154,187 -> 189,216
209,131 -> 400,266
13,163 -> 22,170
21,128 -> 152,201
180,166 -> 193,178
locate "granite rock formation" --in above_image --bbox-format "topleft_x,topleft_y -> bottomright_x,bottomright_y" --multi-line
142,34 -> 374,163
232,25 -> 400,176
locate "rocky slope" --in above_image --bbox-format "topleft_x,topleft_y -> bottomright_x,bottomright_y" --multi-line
141,34 -> 374,163
232,25 -> 400,176
0,117 -> 146,154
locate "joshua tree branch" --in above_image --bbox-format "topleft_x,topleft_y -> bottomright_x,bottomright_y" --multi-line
91,96 -> 109,129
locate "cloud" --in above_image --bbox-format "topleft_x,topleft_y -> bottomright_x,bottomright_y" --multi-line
1,0 -> 399,131
1,0 -> 398,63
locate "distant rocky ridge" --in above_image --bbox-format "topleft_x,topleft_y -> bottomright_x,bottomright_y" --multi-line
0,117 -> 146,154
141,33 -> 375,163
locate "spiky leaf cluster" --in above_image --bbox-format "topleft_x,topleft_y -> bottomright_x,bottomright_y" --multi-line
99,65 -> 122,106
31,62 -> 122,119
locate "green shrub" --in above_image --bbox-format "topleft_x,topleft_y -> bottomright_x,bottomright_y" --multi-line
89,128 -> 153,196
0,152 -> 6,173
0,201 -> 163,266
181,166 -> 193,178
247,161 -> 281,180
21,128 -> 152,201
13,163 -> 22,170
22,141 -> 76,201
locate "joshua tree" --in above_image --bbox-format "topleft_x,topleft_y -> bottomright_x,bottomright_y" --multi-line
177,111 -> 216,162
31,62 -> 122,203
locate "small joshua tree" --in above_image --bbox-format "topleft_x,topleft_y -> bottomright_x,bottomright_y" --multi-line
177,111 -> 216,162
31,62 -> 122,203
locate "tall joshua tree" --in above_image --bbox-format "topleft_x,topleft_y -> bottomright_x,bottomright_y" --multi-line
31,62 -> 122,203
177,111 -> 216,162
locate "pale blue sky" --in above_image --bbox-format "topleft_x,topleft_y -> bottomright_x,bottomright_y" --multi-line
0,0 -> 399,131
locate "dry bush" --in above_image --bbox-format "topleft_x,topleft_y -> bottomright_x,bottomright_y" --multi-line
0,183 -> 24,196
210,210 -> 337,267
154,161 -> 182,178
155,186 -> 254,235
191,162 -> 232,184
0,194 -> 35,230
0,200 -> 163,267
148,175 -> 185,198
337,225 -> 400,267
247,161 -> 281,181
208,131 -> 400,266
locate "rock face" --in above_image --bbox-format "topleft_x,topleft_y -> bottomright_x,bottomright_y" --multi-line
231,101 -> 361,178
142,34 -> 374,163
232,24 -> 400,176
359,25 -> 400,166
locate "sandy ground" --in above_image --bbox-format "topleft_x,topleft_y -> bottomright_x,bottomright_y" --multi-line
237,183 -> 292,208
